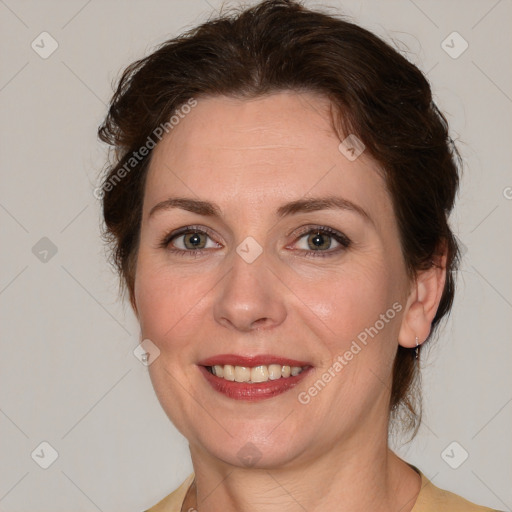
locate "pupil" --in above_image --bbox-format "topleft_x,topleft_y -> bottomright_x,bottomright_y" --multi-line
185,232 -> 205,249
309,232 -> 330,250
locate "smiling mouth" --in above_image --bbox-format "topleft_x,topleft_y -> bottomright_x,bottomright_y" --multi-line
199,364 -> 312,401
197,354 -> 313,400
205,364 -> 306,383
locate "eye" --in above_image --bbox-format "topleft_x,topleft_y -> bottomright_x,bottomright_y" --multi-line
158,224 -> 351,258
159,225 -> 220,255
291,226 -> 351,257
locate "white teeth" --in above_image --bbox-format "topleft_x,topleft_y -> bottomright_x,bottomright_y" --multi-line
234,366 -> 251,382
223,365 -> 235,381
268,364 -> 282,380
208,364 -> 306,383
291,366 -> 302,376
251,365 -> 269,383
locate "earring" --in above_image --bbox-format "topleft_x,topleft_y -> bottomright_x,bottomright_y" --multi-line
415,336 -> 419,359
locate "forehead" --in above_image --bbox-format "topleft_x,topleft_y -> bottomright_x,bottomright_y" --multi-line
144,92 -> 391,223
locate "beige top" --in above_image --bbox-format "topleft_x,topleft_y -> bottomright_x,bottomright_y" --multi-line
145,466 -> 500,512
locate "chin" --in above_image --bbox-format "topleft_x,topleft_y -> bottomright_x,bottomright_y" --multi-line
207,439 -> 302,469
190,420 -> 313,470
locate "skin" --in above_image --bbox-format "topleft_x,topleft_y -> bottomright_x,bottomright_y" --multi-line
132,91 -> 447,512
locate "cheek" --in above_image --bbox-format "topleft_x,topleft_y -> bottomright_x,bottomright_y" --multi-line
287,260 -> 400,352
134,253 -> 213,349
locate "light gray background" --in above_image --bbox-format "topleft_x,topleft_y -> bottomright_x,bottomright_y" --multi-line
0,0 -> 511,510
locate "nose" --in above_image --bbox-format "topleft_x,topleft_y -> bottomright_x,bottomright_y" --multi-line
213,250 -> 287,333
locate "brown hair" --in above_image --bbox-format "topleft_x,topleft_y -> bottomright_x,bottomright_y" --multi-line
98,0 -> 461,438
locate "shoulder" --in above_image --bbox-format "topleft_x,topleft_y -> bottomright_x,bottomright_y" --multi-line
144,473 -> 195,512
144,469 -> 502,512
412,467 -> 501,512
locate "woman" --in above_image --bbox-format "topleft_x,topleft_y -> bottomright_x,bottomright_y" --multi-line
97,1 -> 500,510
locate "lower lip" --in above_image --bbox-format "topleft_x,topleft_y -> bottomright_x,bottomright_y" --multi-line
198,365 -> 312,401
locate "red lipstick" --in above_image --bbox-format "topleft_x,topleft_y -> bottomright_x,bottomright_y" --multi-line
197,354 -> 313,401
197,354 -> 311,367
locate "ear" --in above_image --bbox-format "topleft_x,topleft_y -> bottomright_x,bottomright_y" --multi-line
398,246 -> 448,349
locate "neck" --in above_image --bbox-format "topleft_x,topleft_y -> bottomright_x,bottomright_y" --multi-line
186,411 -> 421,512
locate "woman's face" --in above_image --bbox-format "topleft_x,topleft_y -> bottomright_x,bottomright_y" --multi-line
134,91 -> 412,468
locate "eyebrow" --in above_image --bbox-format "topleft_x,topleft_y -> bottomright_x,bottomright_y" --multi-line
148,196 -> 373,225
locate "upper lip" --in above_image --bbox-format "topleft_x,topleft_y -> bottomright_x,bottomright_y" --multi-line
197,354 -> 312,367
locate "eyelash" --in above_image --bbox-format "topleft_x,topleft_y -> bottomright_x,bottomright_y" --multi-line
158,226 -> 352,258
158,224 -> 351,258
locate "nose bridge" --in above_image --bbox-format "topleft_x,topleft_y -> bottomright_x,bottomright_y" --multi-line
213,241 -> 287,332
